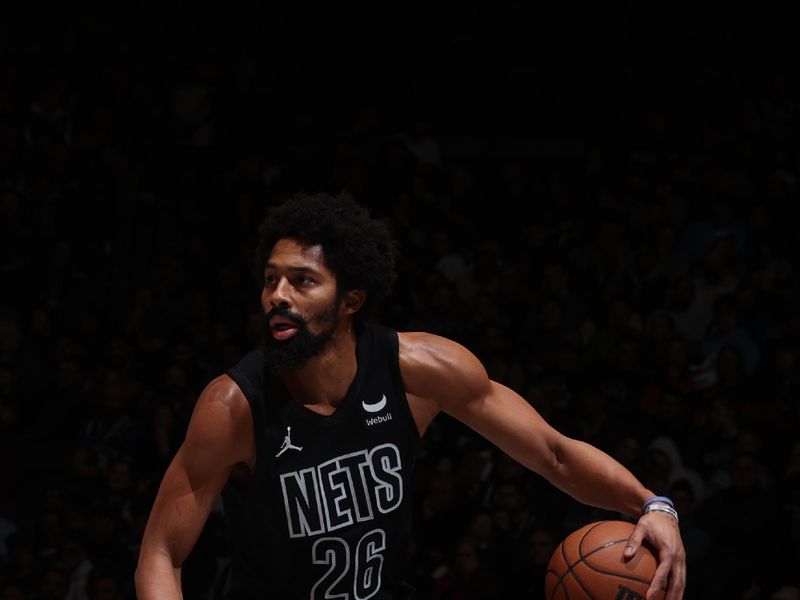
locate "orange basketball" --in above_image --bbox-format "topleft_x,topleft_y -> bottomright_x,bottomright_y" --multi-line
545,520 -> 665,600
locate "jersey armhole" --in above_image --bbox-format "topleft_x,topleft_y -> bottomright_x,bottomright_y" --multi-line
386,328 -> 422,447
224,346 -> 268,472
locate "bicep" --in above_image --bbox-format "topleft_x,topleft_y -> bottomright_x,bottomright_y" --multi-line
139,378 -> 252,566
399,333 -> 565,477
140,445 -> 228,565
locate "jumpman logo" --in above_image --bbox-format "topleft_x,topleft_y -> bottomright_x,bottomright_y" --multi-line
275,426 -> 303,457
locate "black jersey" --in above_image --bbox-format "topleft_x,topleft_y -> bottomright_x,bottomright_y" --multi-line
221,324 -> 420,600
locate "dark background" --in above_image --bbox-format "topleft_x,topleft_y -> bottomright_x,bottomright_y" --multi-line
2,2 -> 800,599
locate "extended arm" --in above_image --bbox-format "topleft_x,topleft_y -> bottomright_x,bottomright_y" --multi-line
454,378 -> 654,514
399,332 -> 685,600
135,376 -> 254,600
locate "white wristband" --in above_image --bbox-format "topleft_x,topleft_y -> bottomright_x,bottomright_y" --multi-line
642,502 -> 679,522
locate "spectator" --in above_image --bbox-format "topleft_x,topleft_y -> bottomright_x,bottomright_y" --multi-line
430,537 -> 499,600
0,6 -> 798,594
502,526 -> 561,599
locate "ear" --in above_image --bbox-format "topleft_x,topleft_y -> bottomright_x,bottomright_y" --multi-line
341,289 -> 366,315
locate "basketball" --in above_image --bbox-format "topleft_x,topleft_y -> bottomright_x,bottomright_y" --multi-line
545,520 -> 665,600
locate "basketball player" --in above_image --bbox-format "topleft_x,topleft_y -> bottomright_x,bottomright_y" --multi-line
135,193 -> 686,600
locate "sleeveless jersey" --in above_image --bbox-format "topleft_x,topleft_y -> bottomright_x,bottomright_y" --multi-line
221,324 -> 420,599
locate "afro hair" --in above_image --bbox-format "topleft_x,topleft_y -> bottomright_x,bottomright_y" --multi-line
254,191 -> 397,324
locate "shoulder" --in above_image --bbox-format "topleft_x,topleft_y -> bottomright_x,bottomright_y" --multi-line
183,374 -> 254,465
193,374 -> 252,422
397,332 -> 479,369
397,332 -> 491,410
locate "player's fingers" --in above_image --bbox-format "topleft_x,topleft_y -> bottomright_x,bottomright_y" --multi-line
663,552 -> 686,600
623,526 -> 644,559
646,558 -> 671,600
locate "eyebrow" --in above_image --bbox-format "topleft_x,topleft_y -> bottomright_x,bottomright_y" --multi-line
263,263 -> 324,276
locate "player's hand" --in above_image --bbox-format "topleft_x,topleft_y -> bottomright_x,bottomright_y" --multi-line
623,511 -> 686,600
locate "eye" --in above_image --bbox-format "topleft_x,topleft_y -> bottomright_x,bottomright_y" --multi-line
296,275 -> 316,286
263,274 -> 278,287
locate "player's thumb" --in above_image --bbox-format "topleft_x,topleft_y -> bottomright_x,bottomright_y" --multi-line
624,527 -> 643,559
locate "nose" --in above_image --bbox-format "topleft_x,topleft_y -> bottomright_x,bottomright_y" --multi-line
266,277 -> 292,309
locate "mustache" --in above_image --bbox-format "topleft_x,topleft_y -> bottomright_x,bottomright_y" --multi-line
264,307 -> 307,327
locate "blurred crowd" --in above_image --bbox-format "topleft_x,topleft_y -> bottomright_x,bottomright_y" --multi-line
2,3 -> 800,600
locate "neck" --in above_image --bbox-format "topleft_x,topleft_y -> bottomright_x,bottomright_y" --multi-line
281,324 -> 358,413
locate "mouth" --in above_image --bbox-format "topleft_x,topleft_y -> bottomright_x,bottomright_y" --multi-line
270,315 -> 301,340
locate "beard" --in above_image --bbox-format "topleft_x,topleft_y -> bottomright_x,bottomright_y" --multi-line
262,302 -> 340,372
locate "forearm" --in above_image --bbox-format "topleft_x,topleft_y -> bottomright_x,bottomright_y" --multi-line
547,436 -> 652,518
135,552 -> 183,600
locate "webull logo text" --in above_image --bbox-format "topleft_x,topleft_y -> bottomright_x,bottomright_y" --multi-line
366,412 -> 393,426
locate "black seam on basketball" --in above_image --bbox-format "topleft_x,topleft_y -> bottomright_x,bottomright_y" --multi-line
554,530 -> 595,599
579,533 -> 653,586
556,541 -> 570,599
577,543 -> 653,586
546,569 -> 563,600
550,522 -> 653,598
568,521 -> 614,599
555,540 -> 577,599
550,527 -> 597,598
576,521 -> 609,561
